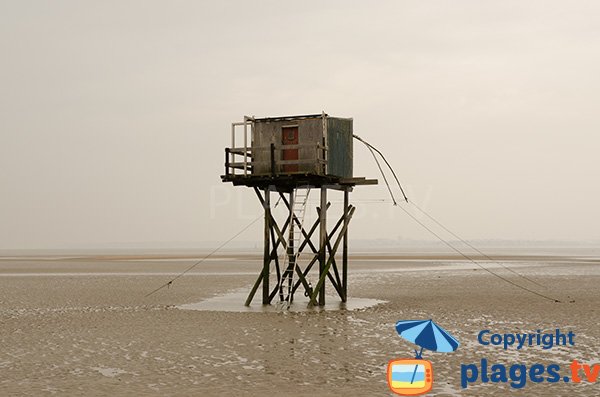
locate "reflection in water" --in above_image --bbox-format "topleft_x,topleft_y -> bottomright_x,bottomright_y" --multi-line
177,289 -> 387,313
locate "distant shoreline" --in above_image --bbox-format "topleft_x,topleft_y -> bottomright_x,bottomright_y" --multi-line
1,252 -> 599,263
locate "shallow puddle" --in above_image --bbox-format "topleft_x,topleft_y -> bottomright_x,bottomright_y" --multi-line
177,289 -> 386,313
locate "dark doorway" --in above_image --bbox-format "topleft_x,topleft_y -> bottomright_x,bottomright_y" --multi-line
281,126 -> 299,173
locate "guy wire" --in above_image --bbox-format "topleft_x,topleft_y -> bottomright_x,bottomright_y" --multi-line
145,197 -> 282,297
353,135 -> 559,302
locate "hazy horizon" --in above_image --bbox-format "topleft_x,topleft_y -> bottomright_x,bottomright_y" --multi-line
1,237 -> 598,255
2,1 -> 599,250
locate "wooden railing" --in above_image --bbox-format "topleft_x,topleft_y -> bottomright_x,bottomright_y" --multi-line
225,143 -> 327,177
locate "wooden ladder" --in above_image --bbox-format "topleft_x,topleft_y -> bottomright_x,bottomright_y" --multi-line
277,187 -> 311,310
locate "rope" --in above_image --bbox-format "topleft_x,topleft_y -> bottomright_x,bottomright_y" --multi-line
357,136 -> 397,205
354,134 -> 408,202
408,201 -> 546,288
145,197 -> 281,297
353,135 -> 560,303
396,204 -> 560,302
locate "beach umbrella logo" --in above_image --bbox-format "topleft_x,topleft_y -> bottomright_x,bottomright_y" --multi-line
387,319 -> 459,396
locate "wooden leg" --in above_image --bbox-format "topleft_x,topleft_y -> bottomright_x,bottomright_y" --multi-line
319,186 -> 327,306
343,187 -> 349,302
262,188 -> 270,305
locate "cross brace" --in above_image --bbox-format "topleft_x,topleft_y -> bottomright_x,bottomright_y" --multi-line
244,186 -> 353,307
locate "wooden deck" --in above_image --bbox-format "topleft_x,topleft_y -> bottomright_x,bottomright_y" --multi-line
221,173 -> 377,191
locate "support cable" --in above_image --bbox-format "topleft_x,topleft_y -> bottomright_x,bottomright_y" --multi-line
354,134 -> 408,202
396,203 -> 559,302
408,201 -> 545,288
358,136 -> 397,205
353,135 -> 560,302
357,134 -> 543,286
145,197 -> 282,297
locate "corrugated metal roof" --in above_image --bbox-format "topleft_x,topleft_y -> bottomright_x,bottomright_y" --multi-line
253,114 -> 327,122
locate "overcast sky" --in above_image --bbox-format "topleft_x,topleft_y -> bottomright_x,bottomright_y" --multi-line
1,1 -> 599,249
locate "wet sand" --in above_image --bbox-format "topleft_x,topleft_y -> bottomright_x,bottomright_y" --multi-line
0,253 -> 599,396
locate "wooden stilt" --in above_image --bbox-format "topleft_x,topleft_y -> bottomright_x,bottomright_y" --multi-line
262,188 -> 270,305
342,187 -> 349,302
319,186 -> 327,306
308,206 -> 356,307
287,191 -> 294,303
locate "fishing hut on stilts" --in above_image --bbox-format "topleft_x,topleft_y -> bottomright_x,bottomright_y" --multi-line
221,113 -> 377,308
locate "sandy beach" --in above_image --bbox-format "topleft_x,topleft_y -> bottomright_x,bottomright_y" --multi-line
1,252 -> 598,396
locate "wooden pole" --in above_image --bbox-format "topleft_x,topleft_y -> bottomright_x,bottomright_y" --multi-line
309,206 -> 356,307
342,187 -> 349,302
287,191 -> 294,303
319,186 -> 327,306
262,187 -> 270,304
225,148 -> 230,177
270,143 -> 275,176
